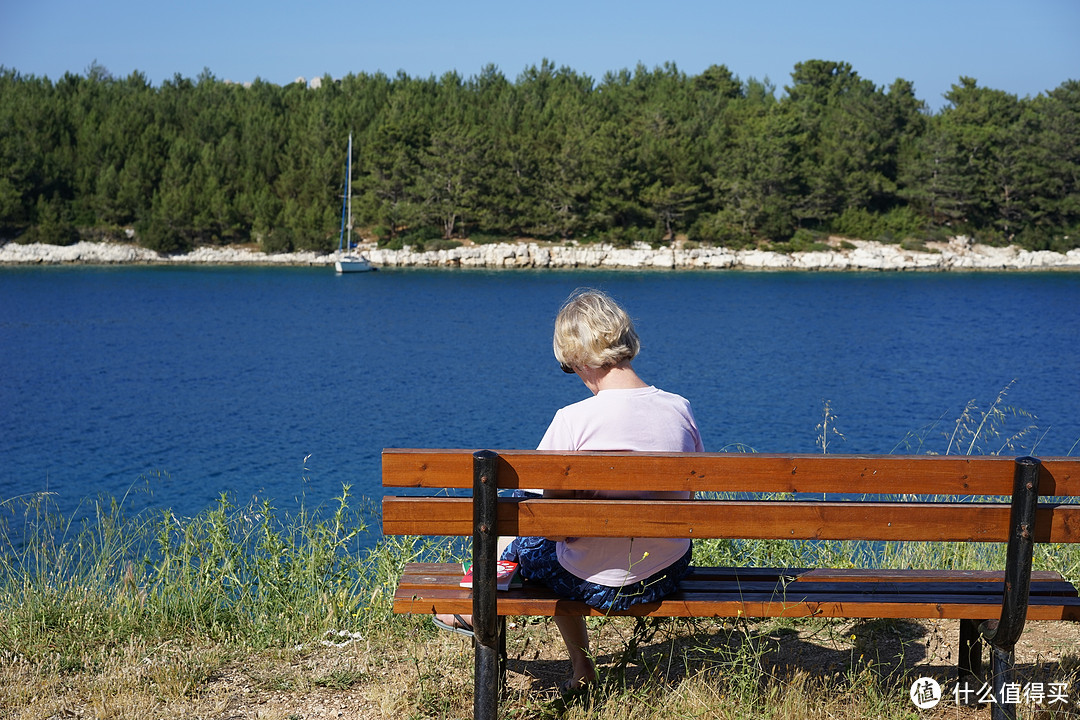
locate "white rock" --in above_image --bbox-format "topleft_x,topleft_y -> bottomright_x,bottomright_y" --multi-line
738,249 -> 793,268
4,238 -> 1080,272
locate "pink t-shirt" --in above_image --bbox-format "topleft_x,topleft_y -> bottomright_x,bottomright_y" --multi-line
537,386 -> 703,586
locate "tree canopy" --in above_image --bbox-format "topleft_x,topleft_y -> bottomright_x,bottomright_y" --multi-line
1,61 -> 1077,253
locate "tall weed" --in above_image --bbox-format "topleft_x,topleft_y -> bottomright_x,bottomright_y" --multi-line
894,380 -> 1040,456
0,483 -> 447,664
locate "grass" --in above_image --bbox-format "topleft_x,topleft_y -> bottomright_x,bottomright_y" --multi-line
0,485 -> 460,717
2,494 -> 1078,719
2,393 -> 1079,719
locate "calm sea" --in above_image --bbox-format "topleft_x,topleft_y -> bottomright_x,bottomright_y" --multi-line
2,265 -> 1079,533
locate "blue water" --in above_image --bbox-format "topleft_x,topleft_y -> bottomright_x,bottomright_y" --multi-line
2,266 -> 1079,530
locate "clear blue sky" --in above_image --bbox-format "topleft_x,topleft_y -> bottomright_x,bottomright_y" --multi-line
2,0 -> 1077,110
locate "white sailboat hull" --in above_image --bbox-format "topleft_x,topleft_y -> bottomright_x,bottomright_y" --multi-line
335,257 -> 374,273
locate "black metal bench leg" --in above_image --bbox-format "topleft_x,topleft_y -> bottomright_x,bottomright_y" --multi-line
959,618 -> 983,683
476,637 -> 500,720
499,616 -> 508,694
473,450 -> 500,720
980,456 -> 1040,720
988,644 -> 1017,720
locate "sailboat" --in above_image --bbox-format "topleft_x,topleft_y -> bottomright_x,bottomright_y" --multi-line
334,133 -> 374,273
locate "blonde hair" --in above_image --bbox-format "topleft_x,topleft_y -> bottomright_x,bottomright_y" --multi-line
553,289 -> 640,369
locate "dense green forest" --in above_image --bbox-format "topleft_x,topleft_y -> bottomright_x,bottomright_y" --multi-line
1,59 -> 1077,254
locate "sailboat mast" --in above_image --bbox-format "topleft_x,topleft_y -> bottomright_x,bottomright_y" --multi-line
345,133 -> 353,250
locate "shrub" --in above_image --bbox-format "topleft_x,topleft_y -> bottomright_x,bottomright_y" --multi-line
16,196 -> 81,246
831,207 -> 876,240
289,228 -> 334,253
398,225 -> 442,246
423,239 -> 462,252
970,228 -> 1012,247
1015,226 -> 1080,253
900,238 -> 937,253
16,221 -> 80,246
597,226 -> 657,248
135,219 -> 193,254
789,228 -> 831,252
258,228 -> 294,254
771,228 -> 830,253
689,211 -> 754,248
832,206 -> 927,243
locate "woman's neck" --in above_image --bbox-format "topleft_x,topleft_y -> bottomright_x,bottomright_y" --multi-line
580,360 -> 649,395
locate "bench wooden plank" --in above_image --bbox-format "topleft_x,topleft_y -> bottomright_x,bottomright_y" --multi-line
395,584 -> 1080,609
402,576 -> 1078,598
397,563 -> 1077,597
382,450 -> 1080,496
678,580 -> 1080,596
672,567 -> 1065,583
796,568 -> 1067,582
393,587 -> 1080,621
382,496 -> 1080,542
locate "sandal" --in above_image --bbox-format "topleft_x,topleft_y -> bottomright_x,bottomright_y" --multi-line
432,613 -> 474,638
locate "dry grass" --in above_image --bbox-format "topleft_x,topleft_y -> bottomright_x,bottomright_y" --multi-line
4,614 -> 1077,720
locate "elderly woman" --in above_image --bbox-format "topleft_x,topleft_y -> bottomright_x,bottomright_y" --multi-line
436,288 -> 703,691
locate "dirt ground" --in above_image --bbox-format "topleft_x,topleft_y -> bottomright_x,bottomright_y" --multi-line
181,617 -> 1080,720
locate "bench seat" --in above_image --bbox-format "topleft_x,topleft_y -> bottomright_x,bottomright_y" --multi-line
396,563 -> 1080,620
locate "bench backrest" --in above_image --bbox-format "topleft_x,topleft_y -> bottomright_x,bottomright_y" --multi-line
382,451 -> 1080,543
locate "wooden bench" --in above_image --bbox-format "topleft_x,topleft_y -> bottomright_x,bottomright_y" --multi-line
382,450 -> 1080,720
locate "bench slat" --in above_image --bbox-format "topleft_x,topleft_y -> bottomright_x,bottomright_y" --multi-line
399,564 -> 810,583
401,575 -> 1078,597
393,586 -> 1080,621
397,563 -> 1071,591
660,569 -> 1058,587
396,563 -> 1076,597
382,497 -> 1080,542
678,580 -> 1080,596
382,450 -> 1080,496
794,568 -> 1067,582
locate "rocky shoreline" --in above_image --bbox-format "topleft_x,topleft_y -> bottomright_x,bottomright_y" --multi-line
3,237 -> 1080,271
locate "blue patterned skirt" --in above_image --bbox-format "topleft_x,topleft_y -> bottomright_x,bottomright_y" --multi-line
501,535 -> 692,612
